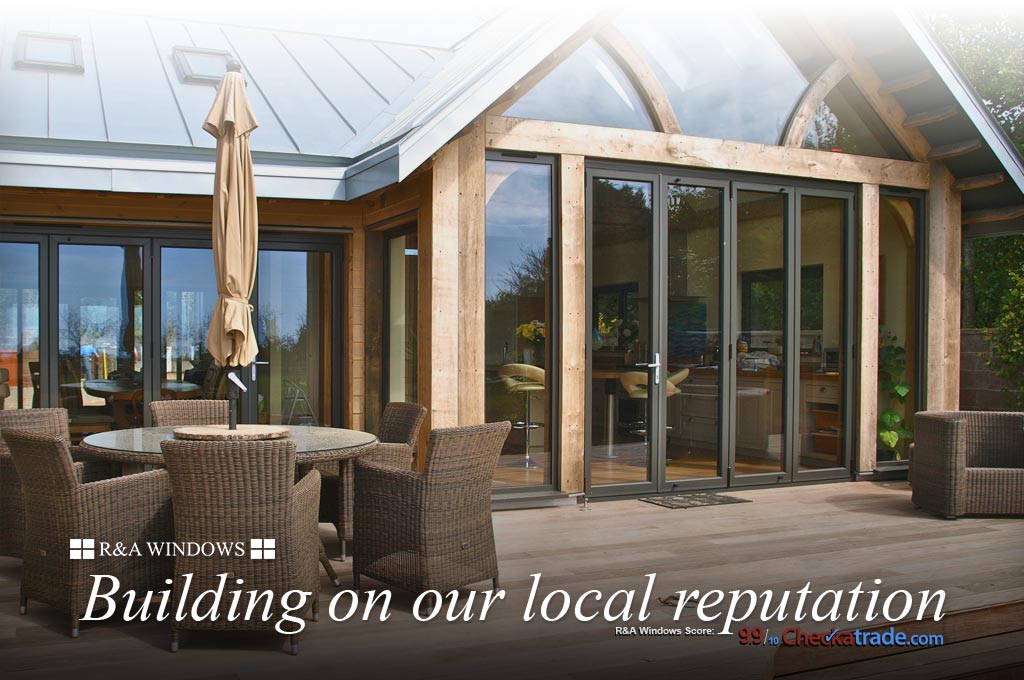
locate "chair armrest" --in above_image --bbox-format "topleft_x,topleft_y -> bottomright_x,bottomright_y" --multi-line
291,468 -> 321,585
911,412 -> 967,517
362,442 -> 414,470
355,458 -> 425,494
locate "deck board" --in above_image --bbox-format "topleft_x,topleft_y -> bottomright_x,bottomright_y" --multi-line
0,481 -> 1021,678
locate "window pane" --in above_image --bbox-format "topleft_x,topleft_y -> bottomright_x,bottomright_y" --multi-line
590,178 -> 653,486
58,244 -> 144,435
802,77 -> 909,159
0,243 -> 40,411
486,159 -> 553,487
161,247 -> 224,400
798,196 -> 846,470
616,13 -> 808,143
257,251 -> 332,426
386,233 -> 417,403
736,191 -> 786,475
504,40 -> 654,131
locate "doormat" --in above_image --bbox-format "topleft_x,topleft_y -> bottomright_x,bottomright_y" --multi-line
639,492 -> 752,509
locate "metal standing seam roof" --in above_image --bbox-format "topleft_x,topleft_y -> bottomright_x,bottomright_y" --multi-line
0,7 -> 1022,217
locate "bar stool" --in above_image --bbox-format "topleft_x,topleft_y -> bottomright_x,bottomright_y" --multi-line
618,368 -> 690,446
499,363 -> 545,468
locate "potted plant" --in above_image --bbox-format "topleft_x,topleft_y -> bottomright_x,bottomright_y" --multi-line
877,331 -> 913,461
516,320 -> 545,365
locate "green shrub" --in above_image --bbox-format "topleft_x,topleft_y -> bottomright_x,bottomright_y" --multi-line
985,270 -> 1024,408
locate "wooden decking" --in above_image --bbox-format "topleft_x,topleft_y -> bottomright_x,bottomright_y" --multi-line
1,481 -> 1022,679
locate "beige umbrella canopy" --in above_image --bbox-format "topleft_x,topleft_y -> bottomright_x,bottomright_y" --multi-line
204,63 -> 259,369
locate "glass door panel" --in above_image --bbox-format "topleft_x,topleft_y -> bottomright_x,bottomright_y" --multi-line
159,247 -> 225,401
734,190 -> 787,477
256,250 -> 333,426
0,242 -> 40,411
665,184 -> 724,482
57,243 -> 144,435
386,232 -> 418,404
590,177 -> 654,487
797,196 -> 847,471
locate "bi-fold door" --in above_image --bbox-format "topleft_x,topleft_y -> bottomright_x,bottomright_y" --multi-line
585,167 -> 854,495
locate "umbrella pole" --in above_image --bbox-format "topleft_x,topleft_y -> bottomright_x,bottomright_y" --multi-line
227,369 -> 239,430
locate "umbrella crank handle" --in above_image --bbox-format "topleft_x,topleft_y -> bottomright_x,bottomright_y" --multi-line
250,361 -> 269,382
227,371 -> 248,393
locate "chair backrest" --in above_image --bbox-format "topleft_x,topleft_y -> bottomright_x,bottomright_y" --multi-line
423,421 -> 512,484
1,429 -> 78,496
379,401 -> 427,447
160,438 -> 296,541
150,399 -> 229,427
0,408 -> 71,453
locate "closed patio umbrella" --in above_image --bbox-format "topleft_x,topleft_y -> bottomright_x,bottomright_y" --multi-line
204,61 -> 258,428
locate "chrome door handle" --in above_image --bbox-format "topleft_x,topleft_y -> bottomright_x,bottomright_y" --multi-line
635,352 -> 661,385
250,361 -> 269,381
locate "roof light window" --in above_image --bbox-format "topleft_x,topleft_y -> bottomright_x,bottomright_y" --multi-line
15,32 -> 84,73
172,46 -> 233,84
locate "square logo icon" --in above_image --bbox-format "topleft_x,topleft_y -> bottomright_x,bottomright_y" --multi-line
70,538 -> 95,560
250,538 -> 275,560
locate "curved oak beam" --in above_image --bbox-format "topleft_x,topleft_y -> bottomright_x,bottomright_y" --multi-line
596,27 -> 682,134
780,60 -> 850,148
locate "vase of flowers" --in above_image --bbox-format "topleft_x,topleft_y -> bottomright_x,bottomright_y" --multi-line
516,320 -> 546,365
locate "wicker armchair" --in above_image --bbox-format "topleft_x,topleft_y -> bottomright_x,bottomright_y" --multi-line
1,408 -> 113,558
160,438 -> 320,654
912,411 -> 1024,518
353,421 -> 511,593
2,429 -> 172,637
150,399 -> 229,427
318,401 -> 426,561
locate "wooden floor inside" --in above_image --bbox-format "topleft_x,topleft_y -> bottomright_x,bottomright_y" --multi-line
2,481 -> 1022,679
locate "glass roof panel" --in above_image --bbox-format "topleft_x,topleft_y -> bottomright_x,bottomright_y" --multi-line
615,12 -> 809,144
504,39 -> 654,131
802,77 -> 910,160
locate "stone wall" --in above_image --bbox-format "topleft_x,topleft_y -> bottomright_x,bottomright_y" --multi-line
960,329 -> 1017,410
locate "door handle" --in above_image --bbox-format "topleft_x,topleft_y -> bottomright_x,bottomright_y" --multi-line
250,361 -> 269,381
635,352 -> 661,385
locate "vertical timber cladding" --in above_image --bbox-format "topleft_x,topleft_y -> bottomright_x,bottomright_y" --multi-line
859,184 -> 881,474
926,162 -> 962,410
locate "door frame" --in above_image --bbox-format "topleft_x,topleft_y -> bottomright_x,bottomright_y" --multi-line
584,161 -> 857,495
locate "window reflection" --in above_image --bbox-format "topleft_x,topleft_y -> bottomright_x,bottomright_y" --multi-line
616,13 -> 808,144
486,159 -> 553,487
504,40 -> 654,131
0,243 -> 40,411
802,78 -> 909,159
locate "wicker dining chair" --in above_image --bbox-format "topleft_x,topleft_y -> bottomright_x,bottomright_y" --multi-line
0,408 -> 113,559
317,401 -> 427,561
353,420 -> 511,594
2,428 -> 173,637
150,399 -> 229,427
160,438 -> 320,655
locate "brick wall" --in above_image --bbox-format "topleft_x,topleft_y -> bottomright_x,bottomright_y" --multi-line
960,329 -> 1017,410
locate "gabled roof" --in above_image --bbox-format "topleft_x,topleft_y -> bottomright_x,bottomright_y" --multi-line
1,7 -> 1023,222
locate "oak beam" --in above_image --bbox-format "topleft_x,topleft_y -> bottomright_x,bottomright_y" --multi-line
878,70 -> 934,95
902,105 -> 958,129
858,184 -> 880,475
951,172 -> 1005,192
486,116 -> 930,189
457,119 -> 486,425
781,60 -> 850,147
597,27 -> 681,134
962,204 -> 1024,225
927,139 -> 982,161
345,228 -> 366,430
559,154 -> 586,493
810,19 -> 932,161
926,162 -> 962,411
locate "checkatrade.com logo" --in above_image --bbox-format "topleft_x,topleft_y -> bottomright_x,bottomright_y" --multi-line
69,538 -> 276,560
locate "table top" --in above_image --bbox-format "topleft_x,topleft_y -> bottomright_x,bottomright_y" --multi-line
81,425 -> 378,465
82,379 -> 199,395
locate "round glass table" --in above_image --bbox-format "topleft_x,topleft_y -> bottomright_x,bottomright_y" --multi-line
81,425 -> 377,466
80,425 -> 378,587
